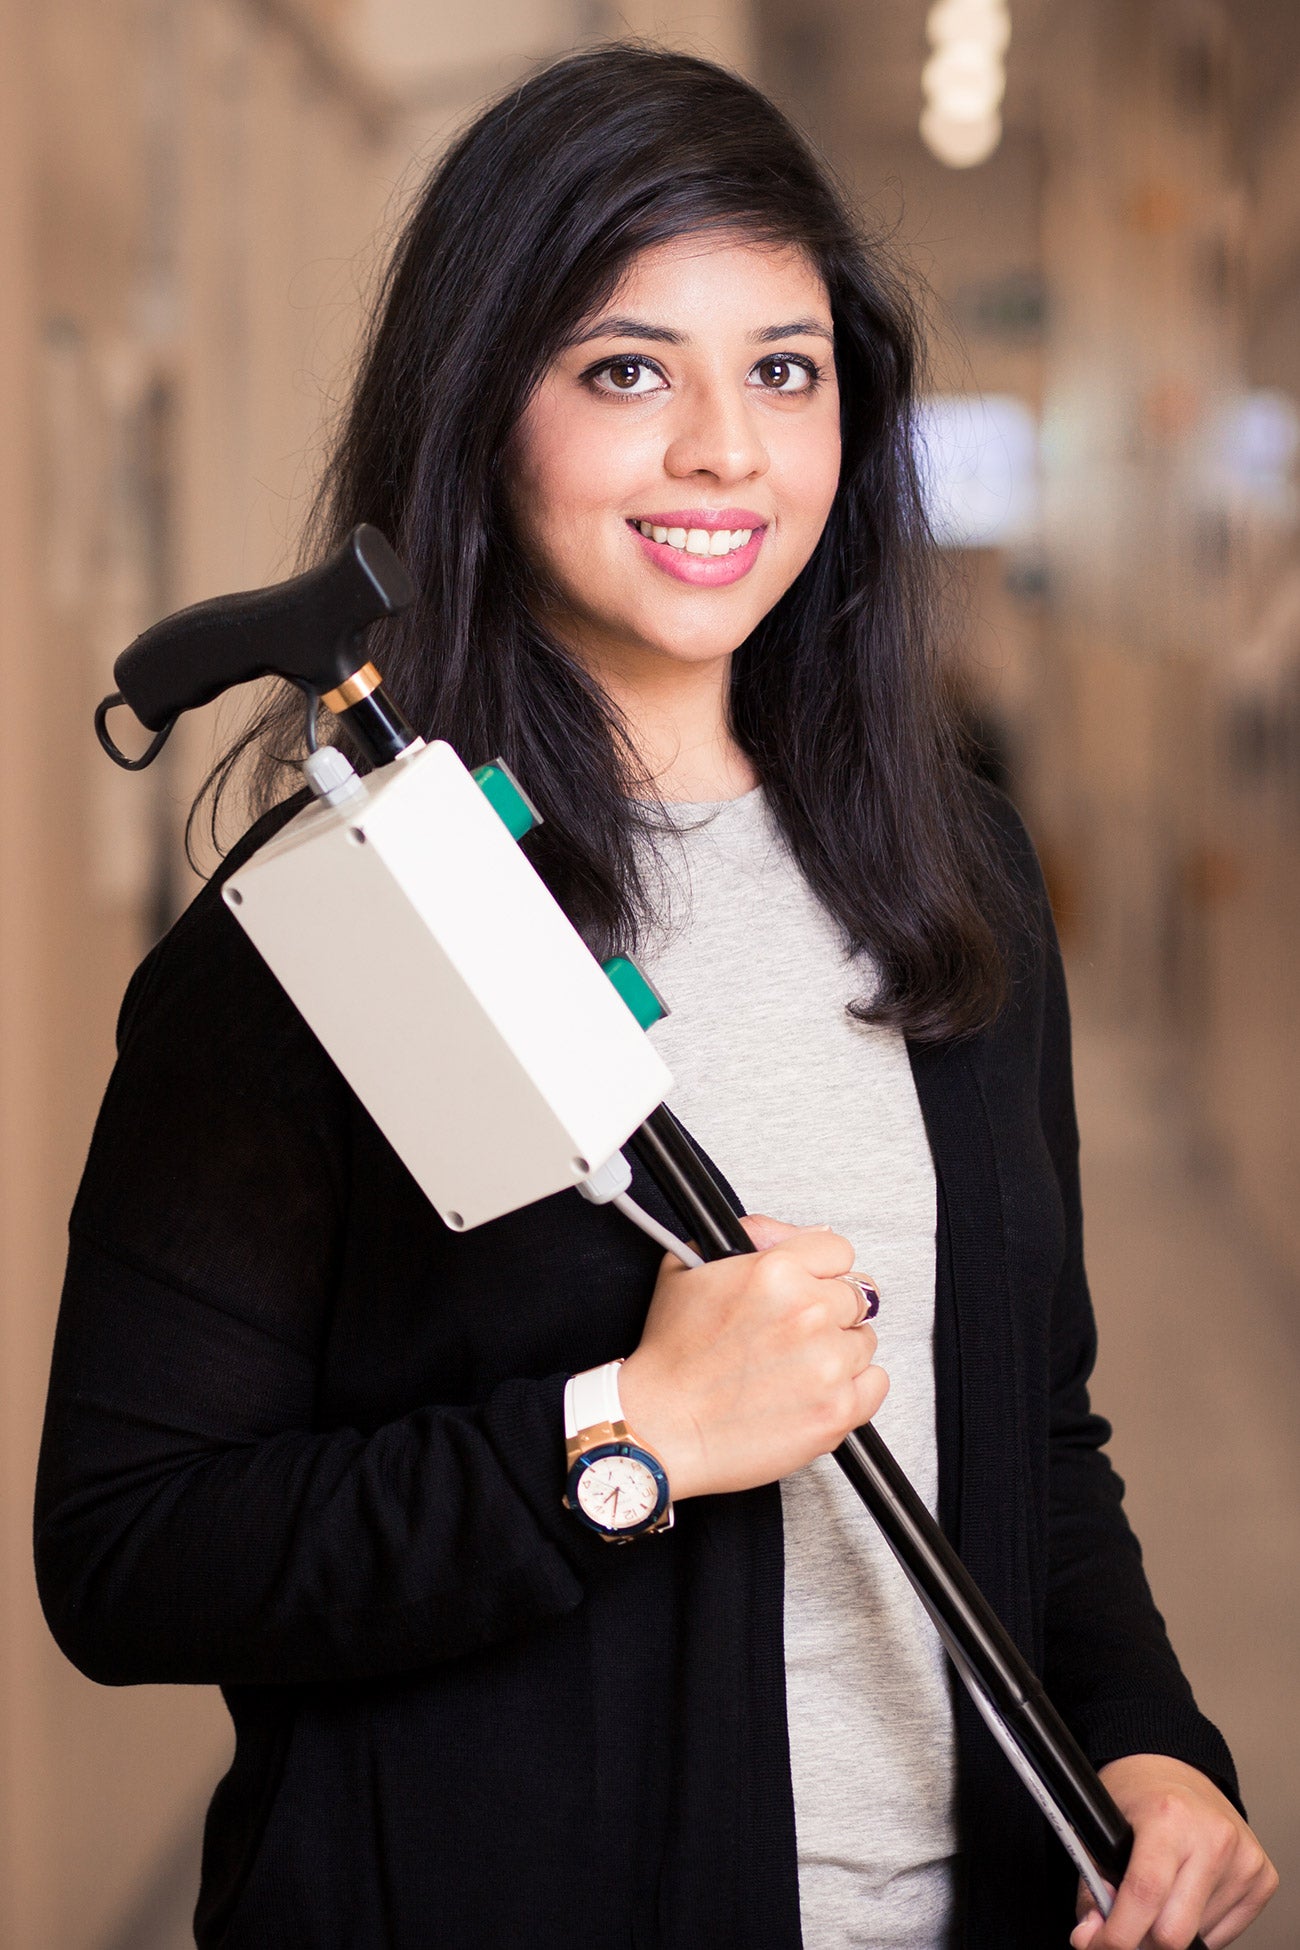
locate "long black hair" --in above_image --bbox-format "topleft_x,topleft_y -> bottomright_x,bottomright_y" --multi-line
196,43 -> 1025,1042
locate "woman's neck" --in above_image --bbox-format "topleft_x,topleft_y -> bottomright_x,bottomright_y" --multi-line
586,645 -> 760,804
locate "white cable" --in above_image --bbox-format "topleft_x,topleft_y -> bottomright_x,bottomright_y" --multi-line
611,1191 -> 703,1268
576,1151 -> 702,1264
888,1548 -> 1115,1914
943,1637 -> 1114,1915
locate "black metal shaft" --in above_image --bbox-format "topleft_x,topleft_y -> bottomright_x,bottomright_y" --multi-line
335,685 -> 419,769
627,1100 -> 1192,1922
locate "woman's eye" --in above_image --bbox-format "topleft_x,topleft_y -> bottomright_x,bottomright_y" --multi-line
591,357 -> 665,396
750,355 -> 816,393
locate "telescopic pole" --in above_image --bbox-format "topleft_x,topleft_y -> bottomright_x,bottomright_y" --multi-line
628,1102 -> 1204,1947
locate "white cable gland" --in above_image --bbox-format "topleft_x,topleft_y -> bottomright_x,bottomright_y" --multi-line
302,747 -> 364,806
576,1150 -> 634,1204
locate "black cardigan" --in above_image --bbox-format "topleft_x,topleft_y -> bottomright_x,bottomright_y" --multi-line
35,790 -> 1237,1950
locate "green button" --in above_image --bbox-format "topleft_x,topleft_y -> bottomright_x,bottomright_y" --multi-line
601,955 -> 668,1030
472,759 -> 540,840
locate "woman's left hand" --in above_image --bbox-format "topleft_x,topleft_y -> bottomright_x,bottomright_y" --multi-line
1070,1755 -> 1278,1949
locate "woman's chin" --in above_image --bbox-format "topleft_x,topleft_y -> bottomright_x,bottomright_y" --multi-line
626,622 -> 758,667
610,588 -> 778,665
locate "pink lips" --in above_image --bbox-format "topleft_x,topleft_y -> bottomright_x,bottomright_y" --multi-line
627,508 -> 768,587
635,507 -> 767,530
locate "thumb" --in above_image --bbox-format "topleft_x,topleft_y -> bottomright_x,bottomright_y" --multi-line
1070,1883 -> 1103,1949
740,1213 -> 828,1251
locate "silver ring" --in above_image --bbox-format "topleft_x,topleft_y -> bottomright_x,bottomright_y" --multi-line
839,1274 -> 880,1327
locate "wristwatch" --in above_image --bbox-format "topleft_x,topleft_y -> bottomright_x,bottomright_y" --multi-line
563,1359 -> 674,1542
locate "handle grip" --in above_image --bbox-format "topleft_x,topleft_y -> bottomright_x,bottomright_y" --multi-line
112,524 -> 415,731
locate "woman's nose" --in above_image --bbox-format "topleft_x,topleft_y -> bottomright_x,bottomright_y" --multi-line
663,379 -> 769,484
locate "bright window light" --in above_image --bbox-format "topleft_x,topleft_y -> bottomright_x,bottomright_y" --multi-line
915,394 -> 1039,548
1198,389 -> 1300,519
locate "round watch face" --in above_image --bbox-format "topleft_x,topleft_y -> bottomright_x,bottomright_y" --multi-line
574,1451 -> 661,1531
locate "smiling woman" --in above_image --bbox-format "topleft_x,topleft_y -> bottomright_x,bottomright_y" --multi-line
508,235 -> 842,798
192,41 -> 1015,1045
36,40 -> 1275,1950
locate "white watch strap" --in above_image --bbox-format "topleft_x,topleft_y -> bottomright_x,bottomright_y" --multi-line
564,1359 -> 625,1440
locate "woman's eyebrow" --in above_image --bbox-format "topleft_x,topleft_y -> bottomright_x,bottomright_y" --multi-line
570,316 -> 684,346
752,320 -> 834,343
569,316 -> 834,347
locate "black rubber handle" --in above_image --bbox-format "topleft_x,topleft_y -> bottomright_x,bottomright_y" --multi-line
112,525 -> 416,731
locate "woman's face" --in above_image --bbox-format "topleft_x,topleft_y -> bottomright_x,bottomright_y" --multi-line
509,232 -> 842,685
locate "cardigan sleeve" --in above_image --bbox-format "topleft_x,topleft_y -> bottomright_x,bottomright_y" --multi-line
1032,871 -> 1242,1809
34,836 -> 619,1691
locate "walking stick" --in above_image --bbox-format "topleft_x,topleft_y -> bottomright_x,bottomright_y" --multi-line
630,1104 -> 1190,1933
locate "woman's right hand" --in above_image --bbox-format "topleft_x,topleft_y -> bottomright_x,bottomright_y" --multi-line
618,1215 -> 889,1501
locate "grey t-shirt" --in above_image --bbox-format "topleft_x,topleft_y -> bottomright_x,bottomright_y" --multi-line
637,786 -> 960,1950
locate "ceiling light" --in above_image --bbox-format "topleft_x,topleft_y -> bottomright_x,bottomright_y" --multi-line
919,105 -> 1004,168
923,43 -> 1007,118
922,0 -> 1009,166
926,0 -> 1011,54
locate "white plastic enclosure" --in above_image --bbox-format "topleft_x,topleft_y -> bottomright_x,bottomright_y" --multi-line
222,740 -> 673,1230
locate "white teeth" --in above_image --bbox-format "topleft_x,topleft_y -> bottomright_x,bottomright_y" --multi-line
636,522 -> 757,555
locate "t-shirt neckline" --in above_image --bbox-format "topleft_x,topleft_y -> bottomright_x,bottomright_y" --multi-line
641,783 -> 766,815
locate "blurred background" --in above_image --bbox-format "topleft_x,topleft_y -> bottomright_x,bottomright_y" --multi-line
2,0 -> 1298,1944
